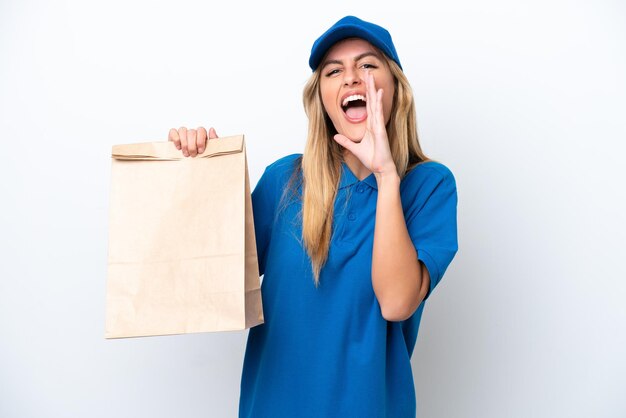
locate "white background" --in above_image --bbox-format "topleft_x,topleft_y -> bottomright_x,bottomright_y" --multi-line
1,0 -> 625,417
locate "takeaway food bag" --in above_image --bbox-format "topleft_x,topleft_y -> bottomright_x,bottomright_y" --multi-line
105,135 -> 264,338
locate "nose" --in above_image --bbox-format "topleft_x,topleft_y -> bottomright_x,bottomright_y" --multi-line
342,67 -> 362,86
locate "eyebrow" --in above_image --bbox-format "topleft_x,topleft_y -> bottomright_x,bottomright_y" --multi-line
321,51 -> 382,70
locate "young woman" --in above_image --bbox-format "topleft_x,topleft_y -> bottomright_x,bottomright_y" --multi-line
169,15 -> 458,418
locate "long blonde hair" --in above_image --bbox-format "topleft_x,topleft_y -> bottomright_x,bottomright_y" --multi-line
288,52 -> 429,287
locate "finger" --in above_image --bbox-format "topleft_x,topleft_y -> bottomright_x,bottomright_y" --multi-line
187,128 -> 198,157
367,72 -> 384,131
373,87 -> 383,131
208,127 -> 219,140
179,126 -> 189,157
197,127 -> 208,154
333,134 -> 356,154
365,72 -> 376,128
371,74 -> 383,126
168,128 -> 181,150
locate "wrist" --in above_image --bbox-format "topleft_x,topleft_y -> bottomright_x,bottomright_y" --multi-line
375,168 -> 400,189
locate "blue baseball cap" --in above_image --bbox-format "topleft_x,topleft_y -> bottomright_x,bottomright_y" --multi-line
309,15 -> 402,71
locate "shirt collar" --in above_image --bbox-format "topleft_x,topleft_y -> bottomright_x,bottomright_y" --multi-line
338,161 -> 378,191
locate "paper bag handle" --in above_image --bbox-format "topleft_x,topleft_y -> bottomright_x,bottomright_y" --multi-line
112,134 -> 244,161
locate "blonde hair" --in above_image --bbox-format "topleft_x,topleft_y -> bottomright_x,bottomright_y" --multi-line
288,51 -> 429,287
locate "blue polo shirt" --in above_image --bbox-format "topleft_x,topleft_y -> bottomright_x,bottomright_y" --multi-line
239,153 -> 458,418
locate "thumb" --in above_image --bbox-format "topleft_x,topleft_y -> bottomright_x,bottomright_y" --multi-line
209,127 -> 219,139
333,134 -> 355,153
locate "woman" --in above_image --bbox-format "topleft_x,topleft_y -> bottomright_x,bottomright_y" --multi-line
169,15 -> 458,418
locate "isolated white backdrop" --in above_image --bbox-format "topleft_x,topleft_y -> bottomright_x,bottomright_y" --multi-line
1,1 -> 625,417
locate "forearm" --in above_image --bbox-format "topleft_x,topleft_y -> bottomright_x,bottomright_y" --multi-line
372,171 -> 424,321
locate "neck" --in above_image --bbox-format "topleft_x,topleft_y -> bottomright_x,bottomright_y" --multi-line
342,150 -> 371,181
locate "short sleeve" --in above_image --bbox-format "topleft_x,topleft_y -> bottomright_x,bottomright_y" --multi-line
404,163 -> 458,301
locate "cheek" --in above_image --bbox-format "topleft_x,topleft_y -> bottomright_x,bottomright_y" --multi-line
320,85 -> 337,116
321,95 -> 334,115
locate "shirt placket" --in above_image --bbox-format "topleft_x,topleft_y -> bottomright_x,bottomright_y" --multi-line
340,182 -> 369,243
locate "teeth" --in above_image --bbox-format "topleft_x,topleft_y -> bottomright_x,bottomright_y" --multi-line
342,94 -> 366,107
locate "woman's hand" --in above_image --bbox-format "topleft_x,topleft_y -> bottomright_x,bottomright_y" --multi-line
168,126 -> 219,157
332,72 -> 396,177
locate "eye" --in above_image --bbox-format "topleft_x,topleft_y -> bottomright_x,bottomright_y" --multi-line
361,63 -> 378,70
325,68 -> 341,77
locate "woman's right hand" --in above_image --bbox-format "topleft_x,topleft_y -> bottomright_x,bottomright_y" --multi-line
168,126 -> 219,157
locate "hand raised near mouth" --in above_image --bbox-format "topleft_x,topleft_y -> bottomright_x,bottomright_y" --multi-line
332,71 -> 396,178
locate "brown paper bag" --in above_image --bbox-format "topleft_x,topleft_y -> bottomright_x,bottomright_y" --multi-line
105,134 -> 264,339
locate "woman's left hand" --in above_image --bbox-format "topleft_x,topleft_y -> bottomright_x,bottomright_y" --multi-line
332,71 -> 397,178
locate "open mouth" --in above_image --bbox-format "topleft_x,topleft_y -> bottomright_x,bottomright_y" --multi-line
341,94 -> 367,122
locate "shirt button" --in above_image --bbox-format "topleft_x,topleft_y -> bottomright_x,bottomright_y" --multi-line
356,186 -> 364,193
348,213 -> 356,221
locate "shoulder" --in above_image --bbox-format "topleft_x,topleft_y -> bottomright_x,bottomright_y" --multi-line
402,160 -> 456,190
255,153 -> 302,193
401,161 -> 458,230
265,153 -> 302,174
400,160 -> 457,213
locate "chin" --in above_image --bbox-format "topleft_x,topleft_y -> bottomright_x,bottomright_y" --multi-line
345,136 -> 363,143
338,125 -> 366,142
